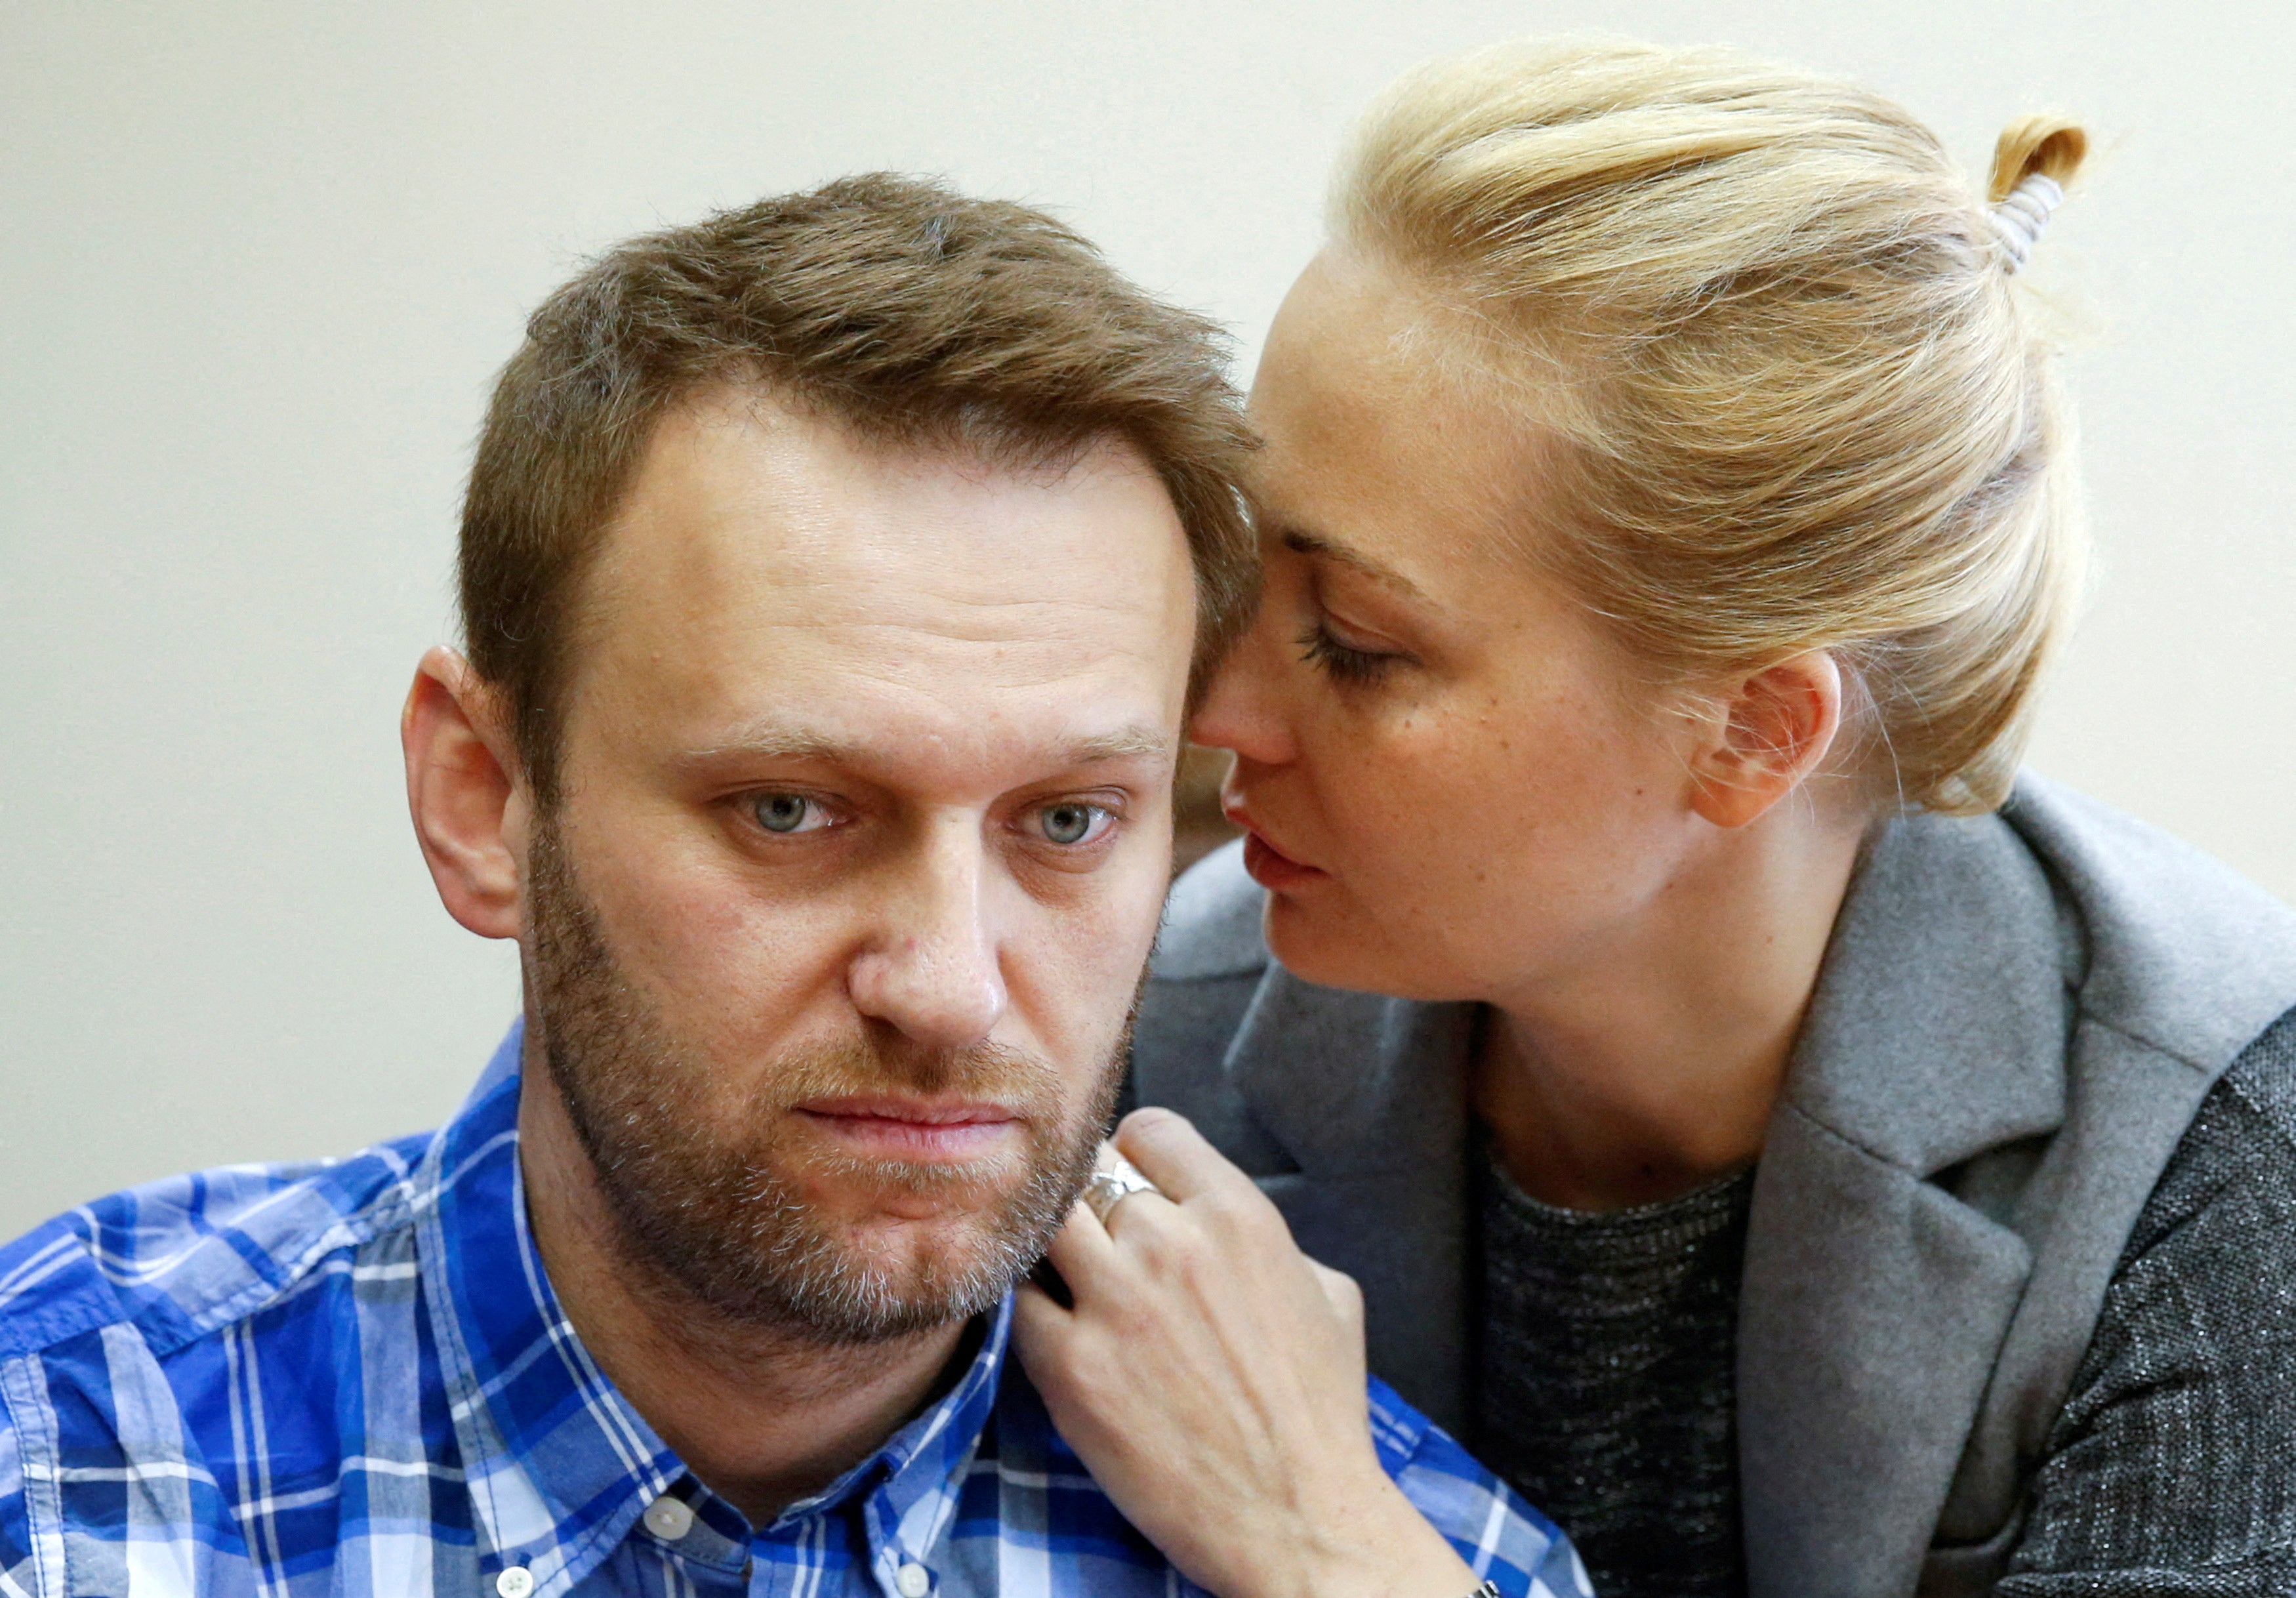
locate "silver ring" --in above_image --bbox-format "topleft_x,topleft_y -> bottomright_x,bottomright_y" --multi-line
1080,1151 -> 1161,1225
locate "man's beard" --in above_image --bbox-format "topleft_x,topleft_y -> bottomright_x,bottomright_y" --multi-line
524,820 -> 1124,1345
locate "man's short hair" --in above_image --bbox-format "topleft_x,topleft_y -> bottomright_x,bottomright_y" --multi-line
459,173 -> 1259,801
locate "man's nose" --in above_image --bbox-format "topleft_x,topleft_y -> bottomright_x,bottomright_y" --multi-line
845,820 -> 1008,1050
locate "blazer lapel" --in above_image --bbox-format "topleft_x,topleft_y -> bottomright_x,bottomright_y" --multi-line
1740,809 -> 2072,1598
1740,1109 -> 2036,1597
1223,966 -> 1481,1434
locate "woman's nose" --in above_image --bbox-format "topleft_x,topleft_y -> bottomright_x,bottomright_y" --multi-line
1187,604 -> 1298,767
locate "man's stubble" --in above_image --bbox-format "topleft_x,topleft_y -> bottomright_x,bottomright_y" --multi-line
523,816 -> 1126,1345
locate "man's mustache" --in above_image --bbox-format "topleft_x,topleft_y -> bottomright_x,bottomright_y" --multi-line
734,1035 -> 1066,1112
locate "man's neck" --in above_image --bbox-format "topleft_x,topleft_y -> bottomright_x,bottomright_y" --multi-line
514,1075 -> 970,1526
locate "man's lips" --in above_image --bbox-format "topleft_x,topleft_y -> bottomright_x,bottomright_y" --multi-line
792,1097 -> 1022,1162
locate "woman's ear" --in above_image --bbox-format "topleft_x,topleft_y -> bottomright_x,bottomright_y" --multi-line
1687,651 -> 1845,829
402,646 -> 528,939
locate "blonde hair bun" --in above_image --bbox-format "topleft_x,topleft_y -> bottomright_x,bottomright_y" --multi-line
1987,115 -> 2086,272
1988,114 -> 2089,203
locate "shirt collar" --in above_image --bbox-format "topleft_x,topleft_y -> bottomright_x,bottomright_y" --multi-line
415,1020 -> 1013,1594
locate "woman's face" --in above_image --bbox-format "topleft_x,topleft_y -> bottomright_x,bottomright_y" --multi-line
1193,252 -> 1718,1005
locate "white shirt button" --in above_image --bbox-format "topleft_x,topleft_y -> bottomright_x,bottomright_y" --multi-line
495,1568 -> 534,1598
642,1494 -> 695,1540
895,1562 -> 932,1598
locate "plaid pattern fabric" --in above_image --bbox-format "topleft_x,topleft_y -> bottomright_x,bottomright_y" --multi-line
0,1028 -> 1591,1597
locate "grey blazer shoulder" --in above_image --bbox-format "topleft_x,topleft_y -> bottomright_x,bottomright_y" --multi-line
1131,773 -> 2296,1598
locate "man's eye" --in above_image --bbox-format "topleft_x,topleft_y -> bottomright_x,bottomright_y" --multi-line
1036,802 -> 1114,847
750,792 -> 830,834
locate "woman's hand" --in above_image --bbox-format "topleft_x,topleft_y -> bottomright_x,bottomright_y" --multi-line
1013,1107 -> 1479,1598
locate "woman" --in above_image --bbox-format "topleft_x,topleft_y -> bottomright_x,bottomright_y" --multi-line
1012,37 -> 2296,1598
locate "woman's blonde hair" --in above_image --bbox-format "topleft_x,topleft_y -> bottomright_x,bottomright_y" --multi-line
1334,39 -> 2089,813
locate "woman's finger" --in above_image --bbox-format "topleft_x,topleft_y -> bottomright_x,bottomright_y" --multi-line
1012,1274 -> 1073,1341
1040,1196 -> 1120,1281
1037,1185 -> 1187,1307
1112,1106 -> 1261,1205
1310,1260 -> 1364,1332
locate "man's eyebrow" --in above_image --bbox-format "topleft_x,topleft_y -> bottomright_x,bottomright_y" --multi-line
1275,522 -> 1427,601
682,726 -> 851,764
680,723 -> 1175,769
1058,726 -> 1178,765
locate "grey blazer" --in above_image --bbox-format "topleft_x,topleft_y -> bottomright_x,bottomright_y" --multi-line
1130,775 -> 2296,1598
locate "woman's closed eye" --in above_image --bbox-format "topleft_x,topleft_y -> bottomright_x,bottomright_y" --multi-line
1298,617 -> 1408,686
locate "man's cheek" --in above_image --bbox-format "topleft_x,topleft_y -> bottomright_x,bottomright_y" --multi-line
1048,936 -> 1154,1090
659,903 -> 848,1029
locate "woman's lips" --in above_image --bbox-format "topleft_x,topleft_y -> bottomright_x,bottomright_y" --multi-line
793,1097 -> 1020,1162
1237,826 -> 1331,892
1223,794 -> 1331,891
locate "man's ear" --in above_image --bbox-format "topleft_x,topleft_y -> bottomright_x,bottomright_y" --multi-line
1687,651 -> 1845,830
403,646 -> 528,939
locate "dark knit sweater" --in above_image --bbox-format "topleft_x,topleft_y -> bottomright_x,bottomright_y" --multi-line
1473,1028 -> 2296,1597
1477,1160 -> 1754,1598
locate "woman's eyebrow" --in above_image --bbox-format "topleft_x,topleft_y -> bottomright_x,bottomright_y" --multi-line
1277,523 -> 1427,600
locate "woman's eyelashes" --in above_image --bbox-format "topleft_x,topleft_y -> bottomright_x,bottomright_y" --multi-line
1297,616 -> 1406,686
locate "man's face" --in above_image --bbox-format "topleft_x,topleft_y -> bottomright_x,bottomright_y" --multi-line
522,390 -> 1195,1342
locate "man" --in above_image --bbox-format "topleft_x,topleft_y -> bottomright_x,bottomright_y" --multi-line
0,177 -> 1586,1597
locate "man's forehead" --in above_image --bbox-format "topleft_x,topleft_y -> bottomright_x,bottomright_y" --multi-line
565,386 -> 1196,761
591,392 -> 1181,619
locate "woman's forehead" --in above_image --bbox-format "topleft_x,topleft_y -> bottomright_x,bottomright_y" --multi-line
1253,286 -> 1565,590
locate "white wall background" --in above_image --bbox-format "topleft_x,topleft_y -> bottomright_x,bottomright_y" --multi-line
5,1 -> 2291,1236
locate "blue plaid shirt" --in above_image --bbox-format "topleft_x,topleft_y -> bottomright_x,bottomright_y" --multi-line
0,1027 -> 1589,1597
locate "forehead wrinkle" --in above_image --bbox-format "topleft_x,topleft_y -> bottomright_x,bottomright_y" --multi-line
779,594 -> 1166,646
621,527 -> 1184,659
752,538 -> 1153,609
605,592 -> 1187,737
678,715 -> 1174,773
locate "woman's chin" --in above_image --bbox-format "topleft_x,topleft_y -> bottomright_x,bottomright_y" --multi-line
1262,892 -> 1397,994
1260,890 -> 1495,1006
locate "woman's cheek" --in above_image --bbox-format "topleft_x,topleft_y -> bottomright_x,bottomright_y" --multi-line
1333,737 -> 1477,915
